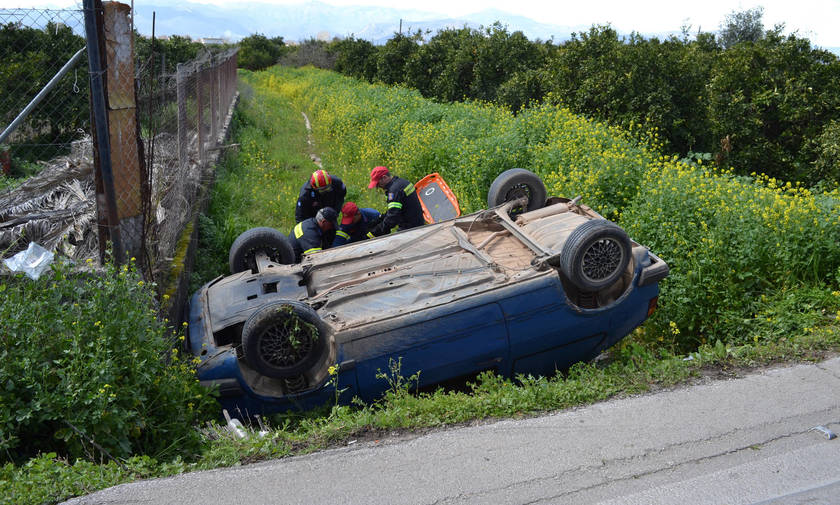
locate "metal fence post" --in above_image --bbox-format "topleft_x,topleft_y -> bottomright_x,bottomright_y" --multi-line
196,66 -> 205,168
210,56 -> 219,148
220,56 -> 227,118
176,63 -> 188,174
83,0 -> 124,265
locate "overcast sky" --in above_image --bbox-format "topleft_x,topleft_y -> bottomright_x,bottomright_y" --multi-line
4,0 -> 839,47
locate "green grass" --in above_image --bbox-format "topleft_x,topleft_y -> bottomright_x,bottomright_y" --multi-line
191,80 -> 317,290
4,323 -> 838,505
4,66 -> 840,505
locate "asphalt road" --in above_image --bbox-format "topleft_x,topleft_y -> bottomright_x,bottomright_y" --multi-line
63,357 -> 840,505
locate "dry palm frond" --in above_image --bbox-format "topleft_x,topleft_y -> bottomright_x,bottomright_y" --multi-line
0,155 -> 97,262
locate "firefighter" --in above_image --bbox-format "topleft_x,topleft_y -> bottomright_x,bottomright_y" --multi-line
295,169 -> 346,223
289,207 -> 337,263
366,166 -> 424,238
333,201 -> 382,247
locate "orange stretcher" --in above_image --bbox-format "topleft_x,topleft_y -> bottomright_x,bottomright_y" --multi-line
414,173 -> 461,224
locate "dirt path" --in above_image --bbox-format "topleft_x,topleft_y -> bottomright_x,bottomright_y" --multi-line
301,112 -> 322,168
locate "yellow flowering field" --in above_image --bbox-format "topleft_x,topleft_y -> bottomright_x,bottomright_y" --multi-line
242,66 -> 840,349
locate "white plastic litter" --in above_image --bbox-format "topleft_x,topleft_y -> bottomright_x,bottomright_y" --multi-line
3,242 -> 55,280
811,425 -> 837,440
222,409 -> 247,439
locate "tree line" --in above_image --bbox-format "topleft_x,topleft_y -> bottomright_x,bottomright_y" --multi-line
6,9 -> 838,186
0,21 -> 88,150
252,8 -> 840,186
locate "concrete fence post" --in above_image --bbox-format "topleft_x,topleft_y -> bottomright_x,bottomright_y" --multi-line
83,0 -> 124,264
103,1 -> 143,260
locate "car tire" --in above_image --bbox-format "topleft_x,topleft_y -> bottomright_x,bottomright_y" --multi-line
241,301 -> 329,379
560,219 -> 631,292
486,168 -> 547,214
229,227 -> 295,274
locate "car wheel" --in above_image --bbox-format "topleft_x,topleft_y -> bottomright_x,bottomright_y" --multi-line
486,168 -> 547,214
241,301 -> 329,379
228,227 -> 294,274
560,219 -> 631,291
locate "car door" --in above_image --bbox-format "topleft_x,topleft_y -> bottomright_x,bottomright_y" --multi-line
349,302 -> 509,402
499,276 -> 610,378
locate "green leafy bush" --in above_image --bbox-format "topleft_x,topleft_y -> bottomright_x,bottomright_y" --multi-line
236,33 -> 288,71
330,37 -> 377,82
810,119 -> 840,185
621,163 -> 840,348
0,260 -> 215,464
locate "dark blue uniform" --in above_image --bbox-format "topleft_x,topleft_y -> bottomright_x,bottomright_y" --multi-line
333,207 -> 382,247
289,218 -> 335,263
369,176 -> 424,237
295,176 -> 346,223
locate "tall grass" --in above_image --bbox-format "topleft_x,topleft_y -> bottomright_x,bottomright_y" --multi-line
0,260 -> 215,465
250,65 -> 840,349
191,80 -> 320,287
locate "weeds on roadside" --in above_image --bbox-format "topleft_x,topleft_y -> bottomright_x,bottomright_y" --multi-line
0,259 -> 216,465
376,358 -> 421,400
257,66 -> 840,351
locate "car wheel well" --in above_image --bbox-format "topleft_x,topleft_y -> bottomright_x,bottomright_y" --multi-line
241,301 -> 330,379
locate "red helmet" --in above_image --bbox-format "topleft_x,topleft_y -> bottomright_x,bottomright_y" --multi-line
310,169 -> 332,190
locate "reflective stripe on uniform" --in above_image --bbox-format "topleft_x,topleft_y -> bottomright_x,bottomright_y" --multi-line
294,222 -> 304,238
336,230 -> 350,240
403,183 -> 415,196
388,201 -> 403,209
366,232 -> 375,239
303,247 -> 322,254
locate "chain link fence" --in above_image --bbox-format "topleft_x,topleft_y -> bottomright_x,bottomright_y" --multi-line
0,8 -> 89,176
0,8 -> 96,260
138,47 -> 239,284
1,4 -> 238,299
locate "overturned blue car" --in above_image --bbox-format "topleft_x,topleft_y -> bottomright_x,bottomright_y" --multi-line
187,169 -> 669,416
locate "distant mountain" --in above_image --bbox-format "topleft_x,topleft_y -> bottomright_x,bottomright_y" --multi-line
129,1 -> 840,54
357,9 -> 589,45
134,0 -> 437,41
463,9 -> 589,41
131,0 -> 588,44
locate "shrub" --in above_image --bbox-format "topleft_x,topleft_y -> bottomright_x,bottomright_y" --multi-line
237,34 -> 288,71
621,161 -> 840,348
810,119 -> 840,185
0,259 -> 215,464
